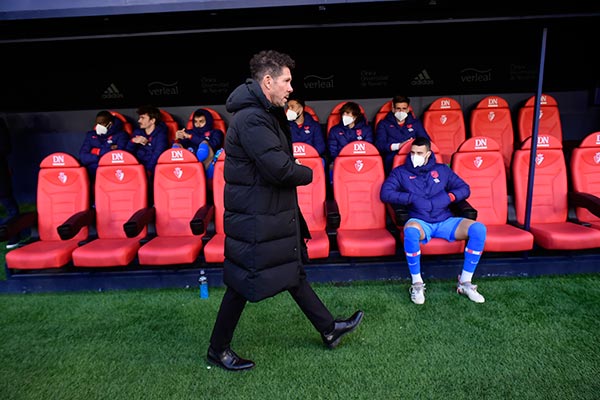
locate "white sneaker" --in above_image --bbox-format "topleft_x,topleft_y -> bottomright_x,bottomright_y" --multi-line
409,282 -> 426,304
5,241 -> 20,250
457,277 -> 485,303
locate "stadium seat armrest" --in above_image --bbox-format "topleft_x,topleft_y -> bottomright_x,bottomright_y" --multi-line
123,206 -> 155,238
0,211 -> 38,241
451,199 -> 478,220
190,204 -> 215,235
569,191 -> 600,219
326,199 -> 340,229
58,209 -> 95,240
392,204 -> 410,226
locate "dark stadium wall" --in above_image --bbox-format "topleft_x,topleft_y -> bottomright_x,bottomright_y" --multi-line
1,6 -> 599,203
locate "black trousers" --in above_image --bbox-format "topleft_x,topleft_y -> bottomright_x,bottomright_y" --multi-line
209,273 -> 335,351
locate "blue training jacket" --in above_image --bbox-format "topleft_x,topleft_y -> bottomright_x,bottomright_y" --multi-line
327,118 -> 373,159
126,122 -> 169,174
375,112 -> 430,156
289,112 -> 326,156
177,108 -> 224,153
79,118 -> 129,176
380,151 -> 470,223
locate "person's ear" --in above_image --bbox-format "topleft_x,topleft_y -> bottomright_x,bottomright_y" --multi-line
425,150 -> 432,162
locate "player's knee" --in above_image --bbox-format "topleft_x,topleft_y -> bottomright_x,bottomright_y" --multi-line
404,226 -> 421,243
468,221 -> 486,241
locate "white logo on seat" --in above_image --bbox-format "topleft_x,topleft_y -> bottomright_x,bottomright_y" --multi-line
111,152 -> 125,163
293,144 -> 306,156
535,153 -> 544,166
58,172 -> 67,184
115,169 -> 124,181
171,149 -> 184,161
354,160 -> 364,172
174,167 -> 183,179
473,156 -> 483,168
52,154 -> 65,166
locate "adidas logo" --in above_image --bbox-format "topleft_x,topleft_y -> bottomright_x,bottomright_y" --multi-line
101,83 -> 124,99
410,69 -> 434,86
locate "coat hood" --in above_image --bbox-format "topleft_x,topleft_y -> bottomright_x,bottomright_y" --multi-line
226,78 -> 274,114
188,108 -> 215,136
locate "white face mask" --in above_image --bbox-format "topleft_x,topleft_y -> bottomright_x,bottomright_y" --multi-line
286,109 -> 298,121
95,123 -> 108,135
411,154 -> 426,168
342,115 -> 355,127
394,111 -> 408,121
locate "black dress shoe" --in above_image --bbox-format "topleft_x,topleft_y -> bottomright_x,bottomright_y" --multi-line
207,347 -> 255,371
321,310 -> 364,349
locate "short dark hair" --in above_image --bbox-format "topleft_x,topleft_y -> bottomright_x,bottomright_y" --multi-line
249,50 -> 295,81
412,136 -> 431,150
287,94 -> 305,108
340,101 -> 363,118
136,105 -> 162,123
392,95 -> 410,105
96,110 -> 114,121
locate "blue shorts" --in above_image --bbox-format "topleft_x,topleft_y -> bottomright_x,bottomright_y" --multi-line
406,217 -> 463,244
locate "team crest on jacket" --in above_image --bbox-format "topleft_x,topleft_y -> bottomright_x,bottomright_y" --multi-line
431,170 -> 440,183
58,172 -> 67,184
355,159 -> 364,172
174,167 -> 183,179
115,169 -> 124,181
473,156 -> 483,168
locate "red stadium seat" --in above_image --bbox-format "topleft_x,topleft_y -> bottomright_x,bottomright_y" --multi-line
332,141 -> 396,257
109,110 -> 133,135
71,150 -> 148,267
512,134 -> 600,249
569,131 -> 600,230
469,95 -> 514,172
160,108 -> 180,145
293,142 -> 330,259
203,149 -> 226,263
517,93 -> 563,144
452,136 -> 534,252
5,152 -> 90,270
422,96 -> 466,164
135,148 -> 213,265
303,104 -> 320,123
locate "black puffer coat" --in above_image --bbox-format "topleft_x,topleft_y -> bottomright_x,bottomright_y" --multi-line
223,79 -> 312,302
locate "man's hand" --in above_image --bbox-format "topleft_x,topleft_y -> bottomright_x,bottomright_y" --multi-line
132,136 -> 148,145
175,129 -> 190,140
410,194 -> 432,212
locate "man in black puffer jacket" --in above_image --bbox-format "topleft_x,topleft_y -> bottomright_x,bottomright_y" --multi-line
206,50 -> 364,371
